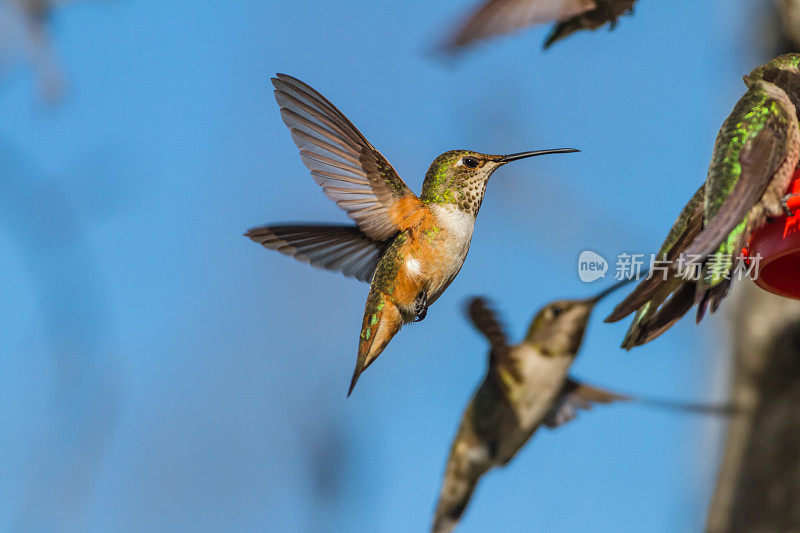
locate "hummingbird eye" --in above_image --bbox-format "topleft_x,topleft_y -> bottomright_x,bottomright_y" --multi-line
462,156 -> 479,169
550,304 -> 564,318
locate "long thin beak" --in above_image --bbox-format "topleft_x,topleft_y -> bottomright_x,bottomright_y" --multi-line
496,148 -> 579,163
587,272 -> 647,305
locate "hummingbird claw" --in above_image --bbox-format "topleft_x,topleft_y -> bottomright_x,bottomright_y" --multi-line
780,193 -> 799,217
413,291 -> 429,323
604,2 -> 617,29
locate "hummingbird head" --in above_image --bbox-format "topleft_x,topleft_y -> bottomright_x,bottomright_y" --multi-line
523,277 -> 636,356
523,298 -> 598,357
744,54 -> 800,97
419,148 -> 578,216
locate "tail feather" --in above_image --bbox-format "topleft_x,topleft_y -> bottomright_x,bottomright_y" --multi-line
433,437 -> 491,533
348,291 -> 403,396
635,281 -> 697,345
605,273 -> 667,323
619,277 -> 684,350
695,280 -> 731,324
620,304 -> 650,350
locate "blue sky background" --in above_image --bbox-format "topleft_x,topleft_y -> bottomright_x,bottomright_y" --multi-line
0,0 -> 778,531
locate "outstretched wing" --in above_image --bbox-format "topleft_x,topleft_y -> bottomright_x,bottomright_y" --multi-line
271,74 -> 417,241
441,0 -> 596,51
544,378 -> 629,428
466,297 -> 511,366
245,224 -> 386,282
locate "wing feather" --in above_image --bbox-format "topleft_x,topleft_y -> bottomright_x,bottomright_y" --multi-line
442,0 -> 596,50
544,0 -> 636,48
271,74 -> 417,241
245,224 -> 386,282
466,297 -> 511,366
544,378 -> 628,428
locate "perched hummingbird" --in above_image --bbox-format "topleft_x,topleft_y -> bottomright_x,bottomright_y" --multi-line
439,0 -> 637,53
433,280 -> 734,532
605,54 -> 800,349
246,74 -> 578,395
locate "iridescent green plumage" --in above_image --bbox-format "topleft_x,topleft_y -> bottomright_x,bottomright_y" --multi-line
607,54 -> 800,349
419,150 -> 494,215
245,74 -> 578,395
703,90 -> 780,286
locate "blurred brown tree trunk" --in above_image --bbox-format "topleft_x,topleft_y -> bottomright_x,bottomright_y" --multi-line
705,282 -> 800,532
779,0 -> 800,49
705,4 -> 800,530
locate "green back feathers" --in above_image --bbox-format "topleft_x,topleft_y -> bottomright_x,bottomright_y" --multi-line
705,85 -> 775,221
420,151 -> 464,205
703,82 -> 787,285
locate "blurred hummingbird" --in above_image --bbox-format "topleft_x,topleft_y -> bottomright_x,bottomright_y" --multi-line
246,74 -> 578,395
606,54 -> 800,349
431,281 -> 629,533
1,0 -> 98,101
439,0 -> 637,53
433,280 -> 735,532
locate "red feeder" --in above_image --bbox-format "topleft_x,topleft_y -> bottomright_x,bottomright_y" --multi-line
745,168 -> 800,300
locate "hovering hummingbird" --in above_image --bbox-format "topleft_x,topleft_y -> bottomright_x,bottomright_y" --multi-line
246,74 -> 578,395
433,281 -> 734,532
431,281 -> 629,533
605,54 -> 800,349
439,0 -> 637,53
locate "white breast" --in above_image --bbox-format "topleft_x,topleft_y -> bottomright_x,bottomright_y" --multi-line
427,205 -> 476,299
431,204 -> 475,257
509,344 -> 574,429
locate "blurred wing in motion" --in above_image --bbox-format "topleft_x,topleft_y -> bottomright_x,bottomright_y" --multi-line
441,0 -> 596,51
544,378 -> 629,428
245,224 -> 386,282
466,297 -> 511,366
545,0 -> 637,48
440,0 -> 637,52
271,74 -> 417,241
